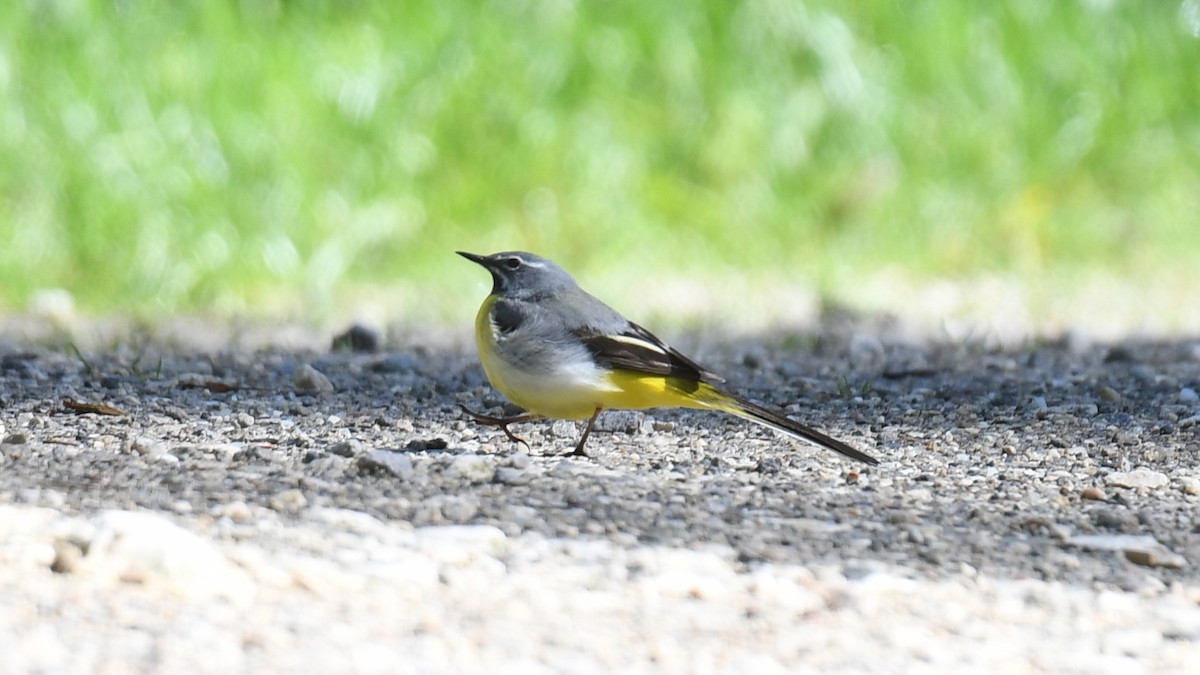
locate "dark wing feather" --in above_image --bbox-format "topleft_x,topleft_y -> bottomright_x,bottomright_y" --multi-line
574,321 -> 723,383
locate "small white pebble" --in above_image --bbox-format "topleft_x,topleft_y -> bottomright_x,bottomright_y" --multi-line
1178,477 -> 1200,496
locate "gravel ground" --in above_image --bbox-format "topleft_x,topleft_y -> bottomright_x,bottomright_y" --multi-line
1,314 -> 1198,673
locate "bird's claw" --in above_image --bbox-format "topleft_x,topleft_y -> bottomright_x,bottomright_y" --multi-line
457,404 -> 533,448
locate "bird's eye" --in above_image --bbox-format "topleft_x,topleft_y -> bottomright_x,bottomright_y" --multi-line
504,257 -> 522,270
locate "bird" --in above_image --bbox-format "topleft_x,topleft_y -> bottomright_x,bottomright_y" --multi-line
456,250 -> 877,465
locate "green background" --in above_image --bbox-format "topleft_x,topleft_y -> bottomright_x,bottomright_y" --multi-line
2,1 -> 1198,325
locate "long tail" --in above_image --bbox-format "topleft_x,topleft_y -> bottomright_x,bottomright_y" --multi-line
697,384 -> 879,466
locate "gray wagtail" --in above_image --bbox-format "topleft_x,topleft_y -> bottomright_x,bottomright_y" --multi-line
457,250 -> 877,465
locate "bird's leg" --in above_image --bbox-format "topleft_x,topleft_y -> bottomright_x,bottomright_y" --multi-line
457,404 -> 537,447
568,407 -> 602,457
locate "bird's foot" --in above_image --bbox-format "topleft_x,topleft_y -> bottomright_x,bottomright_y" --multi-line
563,407 -> 602,458
457,404 -> 535,447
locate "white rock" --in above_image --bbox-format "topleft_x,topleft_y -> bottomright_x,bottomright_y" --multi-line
1180,387 -> 1199,403
502,451 -> 531,470
495,467 -> 533,485
630,547 -> 740,600
1106,468 -> 1169,489
0,506 -> 64,568
77,510 -> 255,601
269,489 -> 308,513
748,566 -> 824,614
363,552 -> 442,591
128,437 -> 167,457
308,507 -> 388,536
1178,476 -> 1200,496
213,500 -> 253,523
416,525 -> 508,563
450,454 -> 496,483
722,654 -> 792,675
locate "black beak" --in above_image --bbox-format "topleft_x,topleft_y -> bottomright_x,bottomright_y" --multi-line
457,251 -> 501,293
456,251 -> 489,267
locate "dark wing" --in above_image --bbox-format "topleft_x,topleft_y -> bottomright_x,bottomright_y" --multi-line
573,321 -> 724,383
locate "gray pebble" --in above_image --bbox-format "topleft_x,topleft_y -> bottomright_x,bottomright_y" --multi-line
501,451 -> 531,470
1091,508 -> 1140,532
1103,346 -> 1135,363
329,440 -> 364,457
127,437 -> 167,457
1130,365 -> 1158,383
357,449 -> 415,479
371,354 -> 419,373
294,364 -> 335,394
549,420 -> 577,438
1124,548 -> 1187,569
421,495 -> 480,524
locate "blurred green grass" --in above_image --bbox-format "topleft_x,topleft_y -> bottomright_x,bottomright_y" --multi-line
1,0 -> 1198,323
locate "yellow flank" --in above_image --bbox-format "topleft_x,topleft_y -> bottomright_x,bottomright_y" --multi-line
599,370 -> 725,411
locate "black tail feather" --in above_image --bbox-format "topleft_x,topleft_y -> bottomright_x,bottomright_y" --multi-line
721,391 -> 879,466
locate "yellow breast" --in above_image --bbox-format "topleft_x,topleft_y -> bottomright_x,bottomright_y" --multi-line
473,296 -> 609,419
